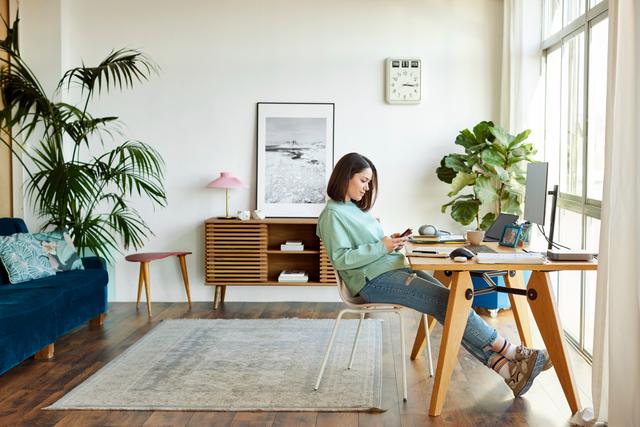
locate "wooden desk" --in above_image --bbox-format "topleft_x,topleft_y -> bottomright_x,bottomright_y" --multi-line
407,243 -> 597,417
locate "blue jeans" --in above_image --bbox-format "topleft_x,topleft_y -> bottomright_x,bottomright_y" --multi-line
358,268 -> 498,365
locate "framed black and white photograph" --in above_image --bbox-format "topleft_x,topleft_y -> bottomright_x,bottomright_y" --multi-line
256,102 -> 335,217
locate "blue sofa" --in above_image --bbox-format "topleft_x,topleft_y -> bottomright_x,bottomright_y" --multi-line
0,218 -> 108,375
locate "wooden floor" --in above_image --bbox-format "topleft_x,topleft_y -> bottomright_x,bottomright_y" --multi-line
0,302 -> 593,426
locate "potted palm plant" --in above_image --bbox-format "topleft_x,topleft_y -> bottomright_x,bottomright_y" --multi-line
0,17 -> 166,260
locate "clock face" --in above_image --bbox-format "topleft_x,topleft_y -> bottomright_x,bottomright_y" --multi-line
386,58 -> 421,104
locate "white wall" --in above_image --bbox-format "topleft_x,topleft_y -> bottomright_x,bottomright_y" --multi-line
19,0 -> 503,302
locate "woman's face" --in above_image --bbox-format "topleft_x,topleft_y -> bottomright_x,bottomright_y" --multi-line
345,168 -> 373,202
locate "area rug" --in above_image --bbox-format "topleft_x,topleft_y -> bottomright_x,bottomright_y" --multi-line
46,318 -> 383,411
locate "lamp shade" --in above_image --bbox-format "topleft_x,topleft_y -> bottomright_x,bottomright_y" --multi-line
207,172 -> 247,189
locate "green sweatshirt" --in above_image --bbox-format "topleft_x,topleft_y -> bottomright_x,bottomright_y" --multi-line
316,199 -> 408,295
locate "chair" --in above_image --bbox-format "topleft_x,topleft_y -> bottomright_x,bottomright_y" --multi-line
314,271 -> 434,401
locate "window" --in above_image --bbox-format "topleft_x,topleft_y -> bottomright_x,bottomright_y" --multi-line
542,0 -> 608,360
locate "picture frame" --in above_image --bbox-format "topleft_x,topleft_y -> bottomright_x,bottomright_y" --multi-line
499,223 -> 523,248
256,102 -> 335,217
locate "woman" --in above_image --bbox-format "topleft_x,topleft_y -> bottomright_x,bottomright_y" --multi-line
317,152 -> 551,397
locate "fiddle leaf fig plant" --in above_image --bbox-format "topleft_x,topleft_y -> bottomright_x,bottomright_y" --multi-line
436,121 -> 537,230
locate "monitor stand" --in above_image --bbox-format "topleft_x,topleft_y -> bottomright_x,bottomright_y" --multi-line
547,184 -> 558,250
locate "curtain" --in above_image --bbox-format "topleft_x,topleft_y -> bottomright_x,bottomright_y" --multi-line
499,0 -> 543,134
574,0 -> 640,424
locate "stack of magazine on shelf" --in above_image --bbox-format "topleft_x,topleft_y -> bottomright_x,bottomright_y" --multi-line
280,240 -> 304,251
278,270 -> 309,282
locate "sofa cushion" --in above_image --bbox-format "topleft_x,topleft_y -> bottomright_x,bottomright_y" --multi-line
0,234 -> 56,284
31,229 -> 84,272
0,218 -> 29,285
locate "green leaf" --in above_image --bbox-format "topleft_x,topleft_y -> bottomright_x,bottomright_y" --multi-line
479,212 -> 496,231
493,165 -> 509,182
480,148 -> 505,167
472,121 -> 494,145
436,164 -> 457,184
474,175 -> 499,204
444,154 -> 471,173
447,172 -> 476,197
507,129 -> 530,149
507,155 -> 527,166
455,129 -> 477,150
489,125 -> 514,147
451,199 -> 480,226
440,194 -> 474,213
501,192 -> 521,215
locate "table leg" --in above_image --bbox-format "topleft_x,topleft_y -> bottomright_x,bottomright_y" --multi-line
429,271 -> 474,416
527,271 -> 580,414
410,270 -> 451,360
220,285 -> 227,304
177,255 -> 192,307
504,270 -> 533,347
141,261 -> 152,318
136,263 -> 144,309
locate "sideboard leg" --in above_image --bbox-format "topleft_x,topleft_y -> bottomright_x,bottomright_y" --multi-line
220,285 -> 227,305
213,285 -> 222,310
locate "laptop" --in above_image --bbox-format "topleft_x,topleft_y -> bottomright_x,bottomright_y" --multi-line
483,213 -> 519,242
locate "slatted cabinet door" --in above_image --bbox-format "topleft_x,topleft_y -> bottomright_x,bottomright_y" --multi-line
319,241 -> 337,283
205,222 -> 268,283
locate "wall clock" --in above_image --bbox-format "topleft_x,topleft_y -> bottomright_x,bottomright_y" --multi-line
385,58 -> 421,104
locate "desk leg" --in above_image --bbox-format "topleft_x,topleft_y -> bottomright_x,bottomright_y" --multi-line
504,271 -> 533,347
177,255 -> 192,307
429,271 -> 473,416
527,272 -> 580,414
411,270 -> 451,360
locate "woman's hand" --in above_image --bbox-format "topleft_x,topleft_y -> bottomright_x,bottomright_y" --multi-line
383,236 -> 408,252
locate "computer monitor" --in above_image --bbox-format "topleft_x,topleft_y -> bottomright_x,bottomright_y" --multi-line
523,162 -> 549,225
523,161 -> 560,249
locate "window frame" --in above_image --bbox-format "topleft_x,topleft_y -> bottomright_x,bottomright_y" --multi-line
541,0 -> 608,362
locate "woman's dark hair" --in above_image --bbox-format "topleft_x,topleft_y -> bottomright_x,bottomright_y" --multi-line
326,152 -> 378,211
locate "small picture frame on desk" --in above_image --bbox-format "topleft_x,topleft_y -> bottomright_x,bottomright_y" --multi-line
499,224 -> 522,248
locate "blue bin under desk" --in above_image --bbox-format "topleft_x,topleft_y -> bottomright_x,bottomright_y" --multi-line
471,270 -> 532,310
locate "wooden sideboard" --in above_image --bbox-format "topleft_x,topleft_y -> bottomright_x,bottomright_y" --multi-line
204,218 -> 336,308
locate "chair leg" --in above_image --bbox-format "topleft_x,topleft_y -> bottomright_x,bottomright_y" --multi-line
397,310 -> 408,402
348,312 -> 365,369
315,310 -> 347,391
424,314 -> 434,377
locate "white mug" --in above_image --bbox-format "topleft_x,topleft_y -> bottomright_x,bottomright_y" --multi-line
237,210 -> 250,221
465,229 -> 485,245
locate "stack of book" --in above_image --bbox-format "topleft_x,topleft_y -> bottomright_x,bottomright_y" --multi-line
278,270 -> 309,282
280,240 -> 304,251
409,234 -> 466,244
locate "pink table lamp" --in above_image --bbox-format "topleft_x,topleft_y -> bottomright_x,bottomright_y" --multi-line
207,172 -> 247,219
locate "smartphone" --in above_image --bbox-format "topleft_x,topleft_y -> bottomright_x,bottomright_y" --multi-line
399,228 -> 413,237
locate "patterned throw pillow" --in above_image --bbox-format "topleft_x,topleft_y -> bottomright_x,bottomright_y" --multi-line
0,234 -> 56,284
30,229 -> 84,272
